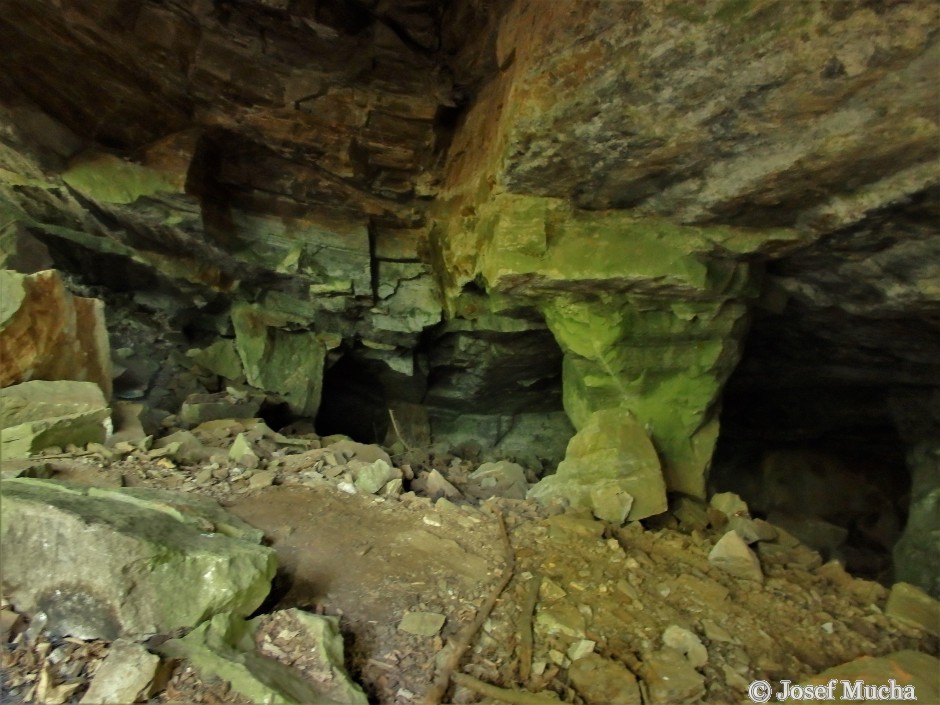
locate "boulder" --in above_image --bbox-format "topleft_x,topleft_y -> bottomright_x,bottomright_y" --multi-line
528,408 -> 667,522
793,651 -> 938,704
466,460 -> 528,500
79,639 -> 160,705
0,269 -> 111,397
0,478 -> 276,639
708,531 -> 764,583
569,653 -> 641,705
0,380 -> 110,459
158,609 -> 366,705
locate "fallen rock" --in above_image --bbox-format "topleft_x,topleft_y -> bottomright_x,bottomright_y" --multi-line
179,392 -> 262,425
158,609 -> 366,705
0,380 -> 110,459
79,639 -> 159,705
643,647 -> 706,705
569,653 -> 642,705
152,430 -> 214,464
423,469 -> 462,499
708,531 -> 764,583
353,459 -> 400,495
0,478 -> 276,639
229,433 -> 260,468
791,650 -> 938,704
327,440 -> 392,466
397,611 -> 446,637
465,460 -> 528,499
528,408 -> 667,521
662,625 -> 708,668
0,269 -> 112,397
885,582 -> 940,637
709,492 -> 750,518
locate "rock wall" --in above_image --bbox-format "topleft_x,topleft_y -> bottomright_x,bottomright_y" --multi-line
1,0 -> 938,511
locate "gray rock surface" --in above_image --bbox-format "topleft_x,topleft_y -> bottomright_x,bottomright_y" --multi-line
0,478 -> 276,639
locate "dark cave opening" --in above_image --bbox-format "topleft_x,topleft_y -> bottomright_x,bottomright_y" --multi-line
315,353 -> 390,445
711,319 -> 912,585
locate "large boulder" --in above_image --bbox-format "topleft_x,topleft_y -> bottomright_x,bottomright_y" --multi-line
0,479 -> 276,639
528,407 -> 667,522
0,380 -> 110,459
0,269 -> 112,397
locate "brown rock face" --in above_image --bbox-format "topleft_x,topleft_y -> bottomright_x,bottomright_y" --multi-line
0,270 -> 112,398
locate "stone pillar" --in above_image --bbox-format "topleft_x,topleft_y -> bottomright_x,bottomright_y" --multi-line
890,389 -> 940,598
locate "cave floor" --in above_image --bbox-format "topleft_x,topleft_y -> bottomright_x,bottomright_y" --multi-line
1,446 -> 937,705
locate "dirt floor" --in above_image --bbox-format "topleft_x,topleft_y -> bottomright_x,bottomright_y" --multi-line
1,428 -> 938,705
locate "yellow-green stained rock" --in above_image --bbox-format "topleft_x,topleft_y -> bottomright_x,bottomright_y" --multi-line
62,152 -> 178,205
0,380 -> 110,459
0,478 -> 276,639
528,408 -> 667,522
231,303 -> 326,418
158,610 -> 366,705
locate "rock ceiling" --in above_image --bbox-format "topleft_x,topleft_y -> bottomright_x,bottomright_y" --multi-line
1,0 -> 938,497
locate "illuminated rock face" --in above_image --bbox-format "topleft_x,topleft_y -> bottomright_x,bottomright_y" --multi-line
1,1 -> 938,504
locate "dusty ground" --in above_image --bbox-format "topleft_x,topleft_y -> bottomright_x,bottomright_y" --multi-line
1,431 -> 938,705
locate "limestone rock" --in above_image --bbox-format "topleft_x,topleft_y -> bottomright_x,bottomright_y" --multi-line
189,340 -> 244,381
0,269 -> 111,397
662,625 -> 708,669
79,639 -> 159,705
397,611 -> 446,637
353,459 -> 400,495
709,492 -> 750,519
885,582 -> 940,637
528,408 -> 667,522
0,478 -> 276,639
327,440 -> 392,466
0,380 -> 110,459
569,653 -> 641,705
231,303 -> 325,418
229,433 -> 260,468
158,610 -> 366,705
708,531 -> 764,583
643,648 -> 706,705
179,392 -> 263,426
466,460 -> 528,500
794,651 -> 938,704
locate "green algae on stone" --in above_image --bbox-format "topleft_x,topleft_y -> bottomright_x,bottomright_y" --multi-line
61,152 -> 177,205
231,303 -> 326,418
528,407 -> 667,522
158,610 -> 366,705
0,479 -> 276,639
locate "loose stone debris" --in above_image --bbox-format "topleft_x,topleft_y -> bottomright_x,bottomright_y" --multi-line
1,406 -> 938,704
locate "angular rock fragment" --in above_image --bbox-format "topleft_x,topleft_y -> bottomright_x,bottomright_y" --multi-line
79,639 -> 159,705
0,478 -> 276,639
466,460 -> 528,500
569,653 -> 641,705
885,582 -> 940,637
708,531 -> 764,583
0,380 -> 110,459
158,609 -> 367,705
0,269 -> 111,397
528,408 -> 667,522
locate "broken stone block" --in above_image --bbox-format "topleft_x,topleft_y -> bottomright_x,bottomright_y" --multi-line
466,460 -> 528,500
885,582 -> 940,637
327,440 -> 392,466
0,380 -> 110,459
0,478 -> 276,639
158,609 -> 367,705
708,530 -> 764,583
0,269 -> 112,397
398,611 -> 446,637
79,639 -> 159,705
229,433 -> 260,468
179,392 -> 262,425
423,469 -> 462,499
353,459 -> 400,494
709,491 -> 750,518
589,482 -> 635,525
795,650 -> 938,704
528,408 -> 667,521
767,512 -> 849,557
188,339 -> 244,380
662,625 -> 708,668
153,430 -> 215,464
231,303 -> 326,418
569,653 -> 642,705
644,648 -> 706,705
